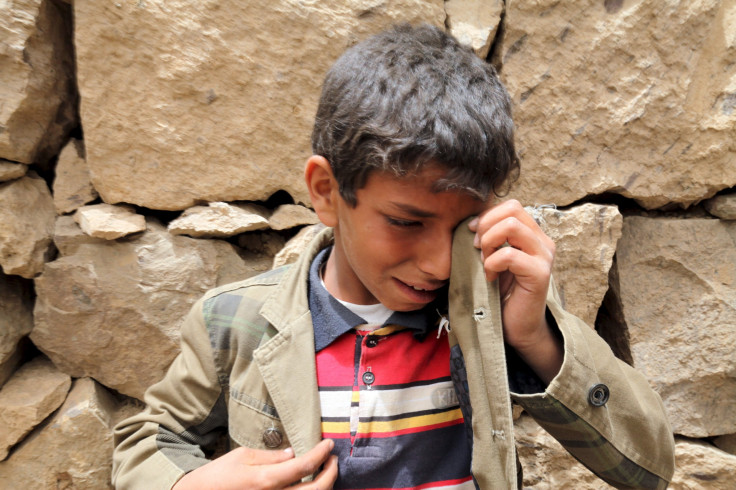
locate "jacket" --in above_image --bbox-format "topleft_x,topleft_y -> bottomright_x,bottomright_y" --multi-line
112,225 -> 675,489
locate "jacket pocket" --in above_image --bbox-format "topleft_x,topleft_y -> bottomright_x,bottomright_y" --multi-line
228,388 -> 289,450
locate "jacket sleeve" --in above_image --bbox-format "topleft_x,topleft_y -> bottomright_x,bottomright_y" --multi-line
510,280 -> 676,489
112,297 -> 227,490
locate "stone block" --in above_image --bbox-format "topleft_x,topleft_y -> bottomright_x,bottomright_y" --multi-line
0,174 -> 55,278
501,0 -> 736,209
32,219 -> 270,399
614,216 -> 736,437
74,0 -> 444,210
0,357 -> 71,460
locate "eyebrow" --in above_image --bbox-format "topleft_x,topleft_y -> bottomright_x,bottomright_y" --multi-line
388,202 -> 437,219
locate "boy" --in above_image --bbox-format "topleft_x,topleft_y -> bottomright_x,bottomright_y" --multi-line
112,24 -> 675,489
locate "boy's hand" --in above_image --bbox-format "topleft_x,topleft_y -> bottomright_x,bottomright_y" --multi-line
172,439 -> 338,490
468,199 -> 563,384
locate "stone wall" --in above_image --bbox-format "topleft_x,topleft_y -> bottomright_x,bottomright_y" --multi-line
1,0 -> 734,487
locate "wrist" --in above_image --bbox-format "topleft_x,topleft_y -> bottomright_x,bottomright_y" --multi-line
511,320 -> 564,385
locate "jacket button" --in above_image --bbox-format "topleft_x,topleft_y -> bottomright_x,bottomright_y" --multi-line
588,383 -> 610,407
262,427 -> 283,448
362,371 -> 375,385
366,337 -> 378,348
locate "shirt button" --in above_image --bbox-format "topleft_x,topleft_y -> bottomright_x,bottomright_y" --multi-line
262,427 -> 283,448
588,383 -> 610,407
362,371 -> 375,385
366,337 -> 378,348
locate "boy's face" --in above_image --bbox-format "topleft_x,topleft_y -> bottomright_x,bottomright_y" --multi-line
321,162 -> 488,312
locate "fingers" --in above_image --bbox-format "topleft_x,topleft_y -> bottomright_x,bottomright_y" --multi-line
292,454 -> 339,490
255,439 -> 335,488
468,200 -> 555,282
238,446 -> 295,466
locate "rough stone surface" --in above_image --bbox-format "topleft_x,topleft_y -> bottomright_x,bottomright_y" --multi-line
704,192 -> 736,220
0,357 -> 71,460
671,438 -> 736,489
74,0 -> 445,210
0,161 -> 27,182
501,1 -> 736,209
514,414 -> 610,488
445,0 -> 503,58
0,272 -> 33,369
0,378 -> 119,489
53,214 -> 105,256
0,174 -> 55,278
614,216 -> 736,437
528,203 -> 622,327
713,433 -> 736,456
168,202 -> 269,237
53,139 -> 98,214
0,0 -> 77,164
74,203 -> 146,240
269,204 -> 320,231
32,220 -> 270,399
273,223 -> 326,269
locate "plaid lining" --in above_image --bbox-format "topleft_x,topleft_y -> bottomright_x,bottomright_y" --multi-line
519,396 -> 668,489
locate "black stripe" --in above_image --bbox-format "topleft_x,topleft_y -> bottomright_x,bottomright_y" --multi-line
360,406 -> 460,423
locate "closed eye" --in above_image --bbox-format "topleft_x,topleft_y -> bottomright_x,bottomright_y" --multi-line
386,216 -> 422,228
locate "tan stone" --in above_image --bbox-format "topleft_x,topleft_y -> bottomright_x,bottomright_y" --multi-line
614,216 -> 736,437
705,193 -> 736,220
53,139 -> 98,214
0,174 -> 55,278
53,214 -> 105,256
0,0 -> 76,164
0,357 -> 71,460
32,220 -> 269,399
269,204 -> 320,231
671,438 -> 736,489
168,202 -> 269,237
514,414 -> 612,488
74,0 -> 445,210
713,433 -> 736,456
0,378 -> 118,489
527,203 -> 622,327
0,272 -> 33,373
445,0 -> 503,58
273,223 -> 327,269
74,203 -> 146,240
0,161 -> 27,182
501,1 -> 736,209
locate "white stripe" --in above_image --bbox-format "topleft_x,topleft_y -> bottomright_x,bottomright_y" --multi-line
319,380 -> 458,420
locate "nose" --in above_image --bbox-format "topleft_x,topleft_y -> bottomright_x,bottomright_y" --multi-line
415,229 -> 452,281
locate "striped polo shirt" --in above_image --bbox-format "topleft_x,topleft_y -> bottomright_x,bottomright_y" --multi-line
308,248 -> 473,489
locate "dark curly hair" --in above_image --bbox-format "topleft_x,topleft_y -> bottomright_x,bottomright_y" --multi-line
311,23 -> 519,206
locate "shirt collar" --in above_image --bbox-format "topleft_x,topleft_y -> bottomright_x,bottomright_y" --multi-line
308,246 -> 447,352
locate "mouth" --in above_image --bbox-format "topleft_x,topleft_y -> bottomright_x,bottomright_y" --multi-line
394,278 -> 445,304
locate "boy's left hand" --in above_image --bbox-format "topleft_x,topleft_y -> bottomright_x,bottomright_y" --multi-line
469,199 -> 563,384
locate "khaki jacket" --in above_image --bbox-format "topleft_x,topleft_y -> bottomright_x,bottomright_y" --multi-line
112,226 -> 675,489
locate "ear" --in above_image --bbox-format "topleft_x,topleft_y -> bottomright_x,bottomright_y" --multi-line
305,155 -> 339,227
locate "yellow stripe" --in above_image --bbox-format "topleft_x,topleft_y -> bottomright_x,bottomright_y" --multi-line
321,420 -> 351,433
359,408 -> 463,434
352,391 -> 360,403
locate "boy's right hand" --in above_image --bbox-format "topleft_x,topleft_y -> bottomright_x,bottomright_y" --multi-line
172,439 -> 338,490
